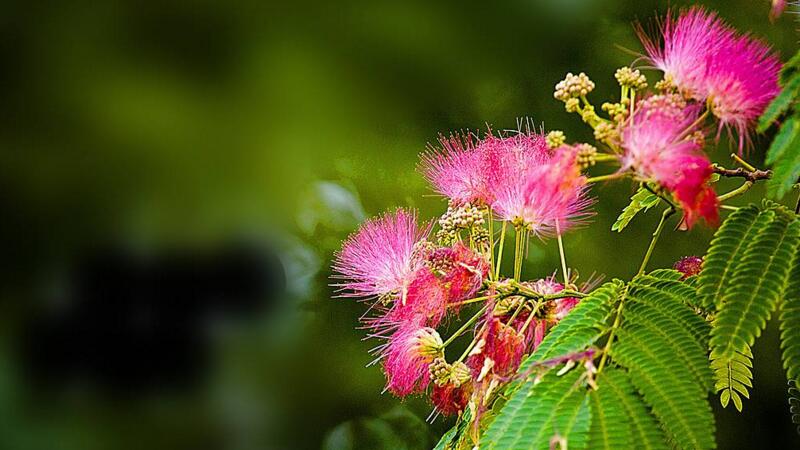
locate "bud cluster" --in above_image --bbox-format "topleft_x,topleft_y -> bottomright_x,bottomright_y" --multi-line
429,357 -> 471,387
614,67 -> 647,90
593,121 -> 618,143
436,202 -> 485,244
601,99 -> 630,122
575,143 -> 599,169
545,130 -> 566,149
654,75 -> 676,93
554,72 -> 596,102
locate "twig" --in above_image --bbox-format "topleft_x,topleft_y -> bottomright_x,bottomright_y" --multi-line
712,164 -> 771,183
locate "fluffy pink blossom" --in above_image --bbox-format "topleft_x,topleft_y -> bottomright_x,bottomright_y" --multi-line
638,7 -> 780,148
621,97 -> 719,227
332,209 -> 429,300
493,146 -> 593,237
433,243 -> 490,304
385,243 -> 489,328
383,324 -> 442,396
479,130 -> 551,204
387,268 -> 449,328
704,32 -> 781,147
420,128 -> 550,206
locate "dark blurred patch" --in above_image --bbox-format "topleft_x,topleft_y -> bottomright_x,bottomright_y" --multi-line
20,243 -> 285,394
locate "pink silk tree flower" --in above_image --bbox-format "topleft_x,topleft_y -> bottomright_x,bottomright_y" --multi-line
332,209 -> 429,301
479,130 -> 551,205
434,243 -> 490,305
621,96 -> 719,228
387,268 -> 449,328
467,318 -> 527,378
383,325 -> 443,397
493,146 -> 593,237
638,7 -> 780,149
420,128 -> 550,206
704,33 -> 781,149
420,132 -> 488,205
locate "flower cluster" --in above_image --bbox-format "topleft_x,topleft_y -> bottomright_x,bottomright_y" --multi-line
332,4 -> 782,434
333,126 -> 595,415
637,6 -> 780,149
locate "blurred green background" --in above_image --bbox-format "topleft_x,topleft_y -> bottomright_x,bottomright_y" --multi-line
1,0 -> 798,449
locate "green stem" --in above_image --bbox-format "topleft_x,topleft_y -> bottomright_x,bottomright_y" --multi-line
593,153 -> 620,162
596,284 -> 630,373
718,181 -> 753,202
731,153 -> 757,172
442,305 -> 488,348
587,172 -> 626,183
449,294 -> 498,308
495,221 -> 507,280
555,222 -> 569,286
487,208 -> 495,281
513,225 -> 525,280
637,207 -> 675,276
520,299 -> 546,334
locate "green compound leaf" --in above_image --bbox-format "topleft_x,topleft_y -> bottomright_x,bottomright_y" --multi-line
781,249 -> 800,382
758,74 -> 800,133
612,187 -> 660,232
710,212 -> 800,410
766,115 -> 800,165
612,281 -> 716,449
521,281 -> 622,368
697,205 -> 768,312
628,277 -> 713,391
588,368 -> 668,450
482,368 -> 590,450
766,113 -> 800,200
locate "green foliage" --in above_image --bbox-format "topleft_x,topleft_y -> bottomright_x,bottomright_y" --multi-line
758,75 -> 800,133
432,410 -> 471,450
765,116 -> 800,165
588,369 -> 668,450
480,273 -> 714,450
708,207 -> 800,410
523,281 -> 622,366
697,205 -> 764,311
766,127 -> 800,200
789,380 -> 800,435
482,368 -> 590,450
612,187 -> 660,232
759,62 -> 800,199
781,254 -> 800,382
612,277 -> 716,449
711,346 -> 753,412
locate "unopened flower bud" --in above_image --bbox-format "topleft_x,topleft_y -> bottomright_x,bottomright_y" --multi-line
412,328 -> 443,358
654,75 -> 676,93
565,98 -> 580,113
546,130 -> 566,149
575,143 -> 598,169
593,121 -> 618,143
580,104 -> 598,123
615,67 -> 648,90
449,361 -> 472,387
554,72 -> 595,102
429,357 -> 451,386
